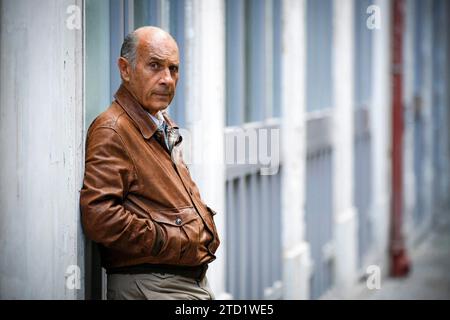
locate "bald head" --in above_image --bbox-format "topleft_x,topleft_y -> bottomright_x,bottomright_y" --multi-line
120,26 -> 178,69
118,26 -> 180,115
134,26 -> 178,46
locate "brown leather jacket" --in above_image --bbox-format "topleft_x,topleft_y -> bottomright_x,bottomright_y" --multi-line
80,85 -> 220,269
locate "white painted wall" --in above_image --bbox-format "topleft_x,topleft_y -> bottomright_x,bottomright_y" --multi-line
0,0 -> 84,299
184,0 -> 230,300
332,0 -> 358,295
281,0 -> 311,300
370,0 -> 392,274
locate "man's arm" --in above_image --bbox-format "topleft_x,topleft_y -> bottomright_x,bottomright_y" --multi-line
80,126 -> 163,257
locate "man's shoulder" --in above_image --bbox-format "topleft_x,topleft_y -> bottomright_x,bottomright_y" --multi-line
88,101 -> 132,134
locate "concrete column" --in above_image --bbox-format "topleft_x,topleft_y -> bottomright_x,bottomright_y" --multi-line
332,0 -> 358,294
0,0 -> 84,299
184,0 -> 230,299
281,0 -> 311,300
370,0 -> 392,272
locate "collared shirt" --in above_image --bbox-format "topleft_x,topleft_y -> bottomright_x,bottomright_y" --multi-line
148,111 -> 170,151
148,111 -> 165,127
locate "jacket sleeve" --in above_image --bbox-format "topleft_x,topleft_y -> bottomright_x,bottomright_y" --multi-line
80,126 -> 163,257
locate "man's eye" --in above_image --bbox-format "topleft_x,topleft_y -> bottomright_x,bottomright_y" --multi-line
149,62 -> 160,70
169,66 -> 179,73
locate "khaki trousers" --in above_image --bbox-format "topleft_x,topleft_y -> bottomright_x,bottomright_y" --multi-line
107,272 -> 215,300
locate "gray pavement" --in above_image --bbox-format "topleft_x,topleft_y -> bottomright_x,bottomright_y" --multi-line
350,212 -> 450,300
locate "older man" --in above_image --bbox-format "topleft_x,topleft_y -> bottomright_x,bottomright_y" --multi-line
80,26 -> 220,300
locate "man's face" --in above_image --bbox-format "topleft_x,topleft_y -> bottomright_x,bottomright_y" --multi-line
120,31 -> 179,115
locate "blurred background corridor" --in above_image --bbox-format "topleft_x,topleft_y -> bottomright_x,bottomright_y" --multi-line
0,0 -> 449,299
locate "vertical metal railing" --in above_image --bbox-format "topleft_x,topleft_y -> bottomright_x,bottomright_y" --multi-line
305,112 -> 334,299
225,125 -> 283,300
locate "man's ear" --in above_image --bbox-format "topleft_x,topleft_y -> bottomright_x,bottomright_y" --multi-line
118,57 -> 131,82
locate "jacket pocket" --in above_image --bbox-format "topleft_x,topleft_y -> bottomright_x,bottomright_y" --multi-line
205,205 -> 220,253
149,206 -> 201,265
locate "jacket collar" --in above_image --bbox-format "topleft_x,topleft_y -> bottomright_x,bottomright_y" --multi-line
114,84 -> 179,139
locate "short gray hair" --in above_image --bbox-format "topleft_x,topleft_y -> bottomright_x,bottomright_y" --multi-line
120,32 -> 138,68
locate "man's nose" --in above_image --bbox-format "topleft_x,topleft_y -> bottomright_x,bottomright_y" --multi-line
159,67 -> 175,86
